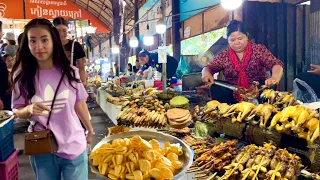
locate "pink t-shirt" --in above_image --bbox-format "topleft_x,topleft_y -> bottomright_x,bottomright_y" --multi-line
12,67 -> 88,160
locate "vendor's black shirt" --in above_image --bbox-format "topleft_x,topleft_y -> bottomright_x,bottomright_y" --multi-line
63,40 -> 86,66
141,53 -> 178,78
133,66 -> 141,73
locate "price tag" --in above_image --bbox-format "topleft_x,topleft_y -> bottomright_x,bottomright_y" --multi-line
158,46 -> 167,63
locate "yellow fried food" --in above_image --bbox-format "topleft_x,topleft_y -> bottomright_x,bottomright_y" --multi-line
90,135 -> 184,180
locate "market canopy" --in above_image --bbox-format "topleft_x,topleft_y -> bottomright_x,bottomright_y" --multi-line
70,0 -> 143,31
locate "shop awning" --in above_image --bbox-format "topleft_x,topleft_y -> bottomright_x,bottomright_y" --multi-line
71,0 -> 143,31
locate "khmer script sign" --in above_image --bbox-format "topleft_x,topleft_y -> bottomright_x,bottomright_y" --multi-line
26,0 -> 82,19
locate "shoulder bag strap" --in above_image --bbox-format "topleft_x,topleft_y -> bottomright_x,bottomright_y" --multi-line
46,74 -> 65,127
71,40 -> 76,66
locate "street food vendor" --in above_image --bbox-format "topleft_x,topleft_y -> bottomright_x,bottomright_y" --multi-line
137,49 -> 178,85
202,20 -> 284,104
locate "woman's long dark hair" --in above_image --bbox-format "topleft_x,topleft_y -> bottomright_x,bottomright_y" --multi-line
11,18 -> 80,102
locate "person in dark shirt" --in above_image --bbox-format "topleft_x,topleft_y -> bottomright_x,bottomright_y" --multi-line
137,49 -> 178,85
295,64 -> 320,100
53,17 -> 87,85
0,21 -> 9,110
133,60 -> 142,74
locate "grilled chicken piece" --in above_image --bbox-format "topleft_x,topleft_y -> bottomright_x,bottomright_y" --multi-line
269,106 -> 297,132
275,93 -> 299,108
296,118 -> 320,144
247,103 -> 278,128
223,102 -> 256,122
238,81 -> 260,100
261,89 -> 278,104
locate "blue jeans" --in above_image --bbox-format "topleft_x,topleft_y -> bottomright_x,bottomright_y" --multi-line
29,151 -> 88,180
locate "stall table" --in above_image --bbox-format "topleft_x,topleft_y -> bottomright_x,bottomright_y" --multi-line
96,89 -> 121,125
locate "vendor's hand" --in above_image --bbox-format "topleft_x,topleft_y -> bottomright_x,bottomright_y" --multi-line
202,71 -> 214,84
0,99 -> 4,110
86,132 -> 95,144
265,77 -> 279,87
27,102 -> 51,116
308,64 -> 320,75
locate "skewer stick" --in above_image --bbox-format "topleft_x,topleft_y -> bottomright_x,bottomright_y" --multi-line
252,156 -> 266,180
206,172 -> 217,180
220,154 -> 247,179
241,170 -> 251,180
271,150 -> 286,180
187,167 -> 200,173
194,173 -> 208,178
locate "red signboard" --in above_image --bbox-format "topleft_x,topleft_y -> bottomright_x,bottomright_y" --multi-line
0,0 -> 109,33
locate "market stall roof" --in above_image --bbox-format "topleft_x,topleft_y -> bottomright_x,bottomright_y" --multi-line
70,0 -> 309,35
70,0 -> 145,31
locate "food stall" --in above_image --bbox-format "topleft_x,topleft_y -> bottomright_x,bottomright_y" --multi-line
89,82 -> 320,179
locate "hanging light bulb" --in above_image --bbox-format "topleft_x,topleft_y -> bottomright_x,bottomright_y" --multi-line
95,59 -> 100,64
129,36 -> 139,48
143,24 -> 154,46
111,44 -> 120,54
156,19 -> 166,34
221,0 -> 243,10
143,34 -> 154,46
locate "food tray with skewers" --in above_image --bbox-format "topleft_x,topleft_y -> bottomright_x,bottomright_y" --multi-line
181,134 -> 309,180
191,89 -> 320,172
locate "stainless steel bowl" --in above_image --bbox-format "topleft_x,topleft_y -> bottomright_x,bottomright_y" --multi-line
90,130 -> 194,180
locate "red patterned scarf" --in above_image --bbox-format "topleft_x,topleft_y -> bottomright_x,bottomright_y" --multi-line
229,42 -> 253,100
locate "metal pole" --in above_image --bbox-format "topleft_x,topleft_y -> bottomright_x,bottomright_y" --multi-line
161,0 -> 167,91
74,20 -> 77,40
118,53 -> 120,76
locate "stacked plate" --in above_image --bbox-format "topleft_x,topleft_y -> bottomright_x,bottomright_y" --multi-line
154,71 -> 162,81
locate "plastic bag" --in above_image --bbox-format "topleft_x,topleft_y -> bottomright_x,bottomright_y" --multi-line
292,78 -> 319,103
176,56 -> 191,79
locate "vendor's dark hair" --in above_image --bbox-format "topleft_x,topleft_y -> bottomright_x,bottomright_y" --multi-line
0,21 -> 2,30
128,63 -> 133,71
226,20 -> 248,38
139,49 -> 149,57
53,17 -> 69,27
11,18 -> 80,102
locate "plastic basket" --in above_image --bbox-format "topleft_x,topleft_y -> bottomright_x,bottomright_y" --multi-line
0,149 -> 19,180
0,120 -> 14,161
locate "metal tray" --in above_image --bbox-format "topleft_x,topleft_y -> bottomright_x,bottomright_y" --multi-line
90,130 -> 194,180
0,110 -> 14,122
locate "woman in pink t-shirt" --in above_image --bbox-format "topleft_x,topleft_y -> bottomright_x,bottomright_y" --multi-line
11,18 -> 94,180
